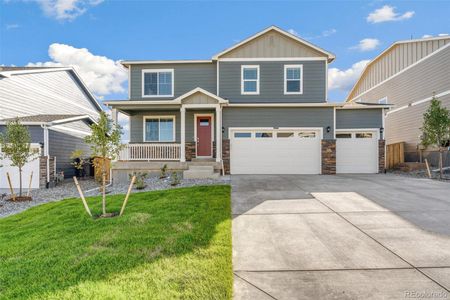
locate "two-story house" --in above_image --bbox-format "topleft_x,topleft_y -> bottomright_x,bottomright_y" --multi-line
106,26 -> 388,180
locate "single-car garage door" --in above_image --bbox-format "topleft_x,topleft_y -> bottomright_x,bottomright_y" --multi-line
336,130 -> 379,173
230,128 -> 322,174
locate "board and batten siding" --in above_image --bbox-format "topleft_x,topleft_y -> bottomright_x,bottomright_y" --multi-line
222,107 -> 334,139
219,61 -> 326,103
129,63 -> 217,100
336,109 -> 383,130
352,46 -> 450,153
350,38 -> 450,99
0,70 -> 100,119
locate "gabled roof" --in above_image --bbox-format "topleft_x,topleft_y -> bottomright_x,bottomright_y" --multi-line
0,114 -> 97,126
346,35 -> 450,101
0,67 -> 103,112
173,87 -> 228,104
212,26 -> 335,62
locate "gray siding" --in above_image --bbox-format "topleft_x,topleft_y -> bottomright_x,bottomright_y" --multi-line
48,129 -> 91,177
129,63 -> 217,100
129,110 -> 216,143
355,46 -> 450,153
219,60 -> 326,103
336,109 -> 383,129
0,125 -> 44,144
222,107 -> 334,139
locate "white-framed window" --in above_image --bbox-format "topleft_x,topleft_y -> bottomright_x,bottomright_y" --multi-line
378,97 -> 388,104
241,65 -> 260,95
284,64 -> 303,95
142,69 -> 174,97
143,116 -> 175,142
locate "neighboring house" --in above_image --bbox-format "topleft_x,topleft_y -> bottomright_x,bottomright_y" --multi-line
106,26 -> 388,180
347,36 -> 450,166
0,67 -> 102,187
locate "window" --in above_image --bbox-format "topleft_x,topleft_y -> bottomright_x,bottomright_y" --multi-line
277,132 -> 295,138
255,132 -> 273,138
144,116 -> 175,142
378,97 -> 388,104
356,133 -> 373,139
241,65 -> 259,95
142,69 -> 174,97
298,131 -> 316,138
234,132 -> 252,138
336,133 -> 352,139
199,119 -> 210,126
284,65 -> 303,94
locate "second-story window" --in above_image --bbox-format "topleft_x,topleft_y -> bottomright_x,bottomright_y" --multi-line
284,65 -> 303,95
142,69 -> 174,97
241,65 -> 259,95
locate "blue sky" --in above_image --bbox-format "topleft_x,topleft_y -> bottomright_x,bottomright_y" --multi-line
1,0 -> 449,104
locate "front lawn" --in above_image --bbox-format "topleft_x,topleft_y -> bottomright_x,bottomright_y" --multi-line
0,185 -> 232,299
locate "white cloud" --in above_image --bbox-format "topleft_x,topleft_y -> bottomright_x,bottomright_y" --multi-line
34,0 -> 103,21
350,38 -> 380,51
6,24 -> 20,30
328,60 -> 371,92
422,34 -> 433,38
288,28 -> 337,40
27,43 -> 127,96
367,5 -> 414,23
438,33 -> 449,37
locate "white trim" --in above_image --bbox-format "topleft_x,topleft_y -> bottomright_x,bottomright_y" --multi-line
121,60 -> 212,66
212,25 -> 335,61
141,69 -> 174,98
218,57 -> 327,62
284,64 -> 303,95
0,115 -> 95,126
241,65 -> 260,95
333,106 -> 336,139
378,97 -> 388,104
386,89 -> 450,116
217,60 -> 220,96
180,107 -> 186,162
49,125 -> 91,136
174,87 -> 228,104
228,102 -> 343,107
229,127 -> 324,139
348,42 -> 450,101
143,115 -> 176,142
194,113 -> 214,158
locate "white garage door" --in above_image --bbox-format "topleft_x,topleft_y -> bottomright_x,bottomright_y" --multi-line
336,130 -> 379,174
230,128 -> 322,174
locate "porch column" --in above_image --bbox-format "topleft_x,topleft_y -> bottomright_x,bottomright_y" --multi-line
43,125 -> 50,184
111,108 -> 118,125
215,105 -> 222,162
180,106 -> 186,162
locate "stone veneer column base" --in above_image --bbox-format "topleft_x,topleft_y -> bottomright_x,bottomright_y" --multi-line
379,140 -> 386,173
185,142 -> 196,161
39,156 -> 56,188
222,139 -> 230,175
321,140 -> 336,175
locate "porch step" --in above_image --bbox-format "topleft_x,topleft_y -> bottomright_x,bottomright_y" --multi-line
191,158 -> 216,162
183,165 -> 220,179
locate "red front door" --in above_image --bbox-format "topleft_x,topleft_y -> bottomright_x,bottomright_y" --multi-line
197,116 -> 212,157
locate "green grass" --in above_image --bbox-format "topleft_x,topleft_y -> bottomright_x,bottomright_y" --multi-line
0,185 -> 232,300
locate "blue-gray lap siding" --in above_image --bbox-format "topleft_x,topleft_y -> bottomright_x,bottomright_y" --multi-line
129,110 -> 216,143
336,109 -> 383,129
219,60 -> 326,103
0,125 -> 91,177
222,107 -> 334,139
129,63 -> 217,100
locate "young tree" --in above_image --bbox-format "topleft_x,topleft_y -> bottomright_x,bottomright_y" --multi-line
85,112 -> 123,215
421,95 -> 450,179
0,119 -> 38,197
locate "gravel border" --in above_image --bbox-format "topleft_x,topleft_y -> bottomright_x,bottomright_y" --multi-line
0,174 -> 230,219
387,169 -> 450,181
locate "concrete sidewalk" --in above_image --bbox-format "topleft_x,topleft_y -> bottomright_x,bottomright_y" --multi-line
232,174 -> 450,299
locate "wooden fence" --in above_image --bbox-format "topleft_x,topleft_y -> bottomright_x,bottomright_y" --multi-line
386,142 -> 405,169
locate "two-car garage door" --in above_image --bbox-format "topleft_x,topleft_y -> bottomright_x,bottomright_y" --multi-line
230,128 -> 322,174
229,127 -> 379,174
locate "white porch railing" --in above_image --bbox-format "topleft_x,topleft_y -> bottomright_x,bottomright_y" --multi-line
119,143 -> 181,161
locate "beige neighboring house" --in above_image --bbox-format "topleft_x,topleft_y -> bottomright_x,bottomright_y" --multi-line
347,36 -> 450,166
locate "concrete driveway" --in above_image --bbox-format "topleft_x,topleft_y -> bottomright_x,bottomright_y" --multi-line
232,174 -> 450,299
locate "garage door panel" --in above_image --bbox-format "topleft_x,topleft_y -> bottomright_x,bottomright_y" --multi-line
336,131 -> 378,174
230,129 -> 321,175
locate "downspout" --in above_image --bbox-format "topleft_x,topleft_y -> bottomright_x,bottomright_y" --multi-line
41,124 -> 50,187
